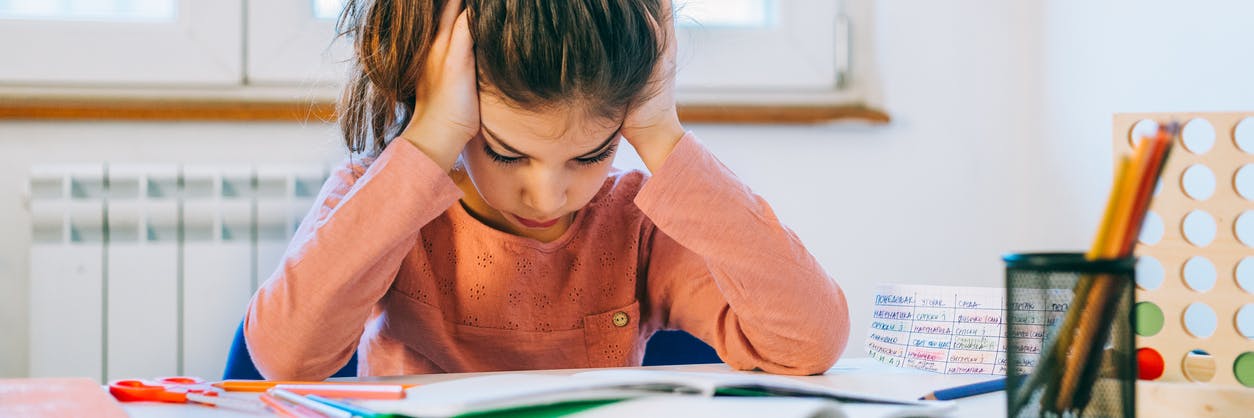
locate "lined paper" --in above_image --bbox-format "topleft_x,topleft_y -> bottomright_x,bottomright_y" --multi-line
865,283 -> 1072,375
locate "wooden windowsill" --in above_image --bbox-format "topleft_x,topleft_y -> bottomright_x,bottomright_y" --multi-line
0,94 -> 890,125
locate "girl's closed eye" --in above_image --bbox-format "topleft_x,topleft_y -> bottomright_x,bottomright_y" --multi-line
575,143 -> 618,166
483,144 -> 524,165
483,143 -> 619,167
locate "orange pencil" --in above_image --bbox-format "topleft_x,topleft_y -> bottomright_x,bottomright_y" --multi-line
274,383 -> 407,400
215,379 -> 415,393
1118,124 -> 1175,254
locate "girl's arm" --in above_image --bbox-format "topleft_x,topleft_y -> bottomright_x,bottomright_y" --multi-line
244,139 -> 462,380
637,133 -> 850,376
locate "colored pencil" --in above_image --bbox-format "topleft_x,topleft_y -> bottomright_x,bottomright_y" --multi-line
270,388 -> 353,418
1054,137 -> 1156,410
1010,154 -> 1135,414
259,393 -> 325,418
1015,121 -> 1177,416
214,379 -> 415,393
1043,121 -> 1168,414
1036,155 -> 1135,409
275,383 -> 406,400
919,377 -> 1006,400
306,394 -> 391,418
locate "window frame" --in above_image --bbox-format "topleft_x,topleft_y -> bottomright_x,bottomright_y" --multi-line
0,0 -> 886,123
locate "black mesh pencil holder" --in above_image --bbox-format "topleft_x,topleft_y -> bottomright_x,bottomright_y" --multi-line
1004,253 -> 1137,418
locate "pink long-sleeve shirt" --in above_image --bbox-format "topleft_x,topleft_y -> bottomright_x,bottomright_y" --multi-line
244,133 -> 849,380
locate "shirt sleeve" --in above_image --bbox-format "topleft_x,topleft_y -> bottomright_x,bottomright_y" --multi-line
635,133 -> 850,375
244,139 -> 463,380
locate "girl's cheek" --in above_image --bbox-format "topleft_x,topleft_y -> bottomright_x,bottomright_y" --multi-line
482,167 -> 522,204
572,168 -> 609,204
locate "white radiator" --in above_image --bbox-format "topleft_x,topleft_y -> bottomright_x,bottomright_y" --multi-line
28,163 -> 327,381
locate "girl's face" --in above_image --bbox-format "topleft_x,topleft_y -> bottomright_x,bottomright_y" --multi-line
458,94 -> 623,242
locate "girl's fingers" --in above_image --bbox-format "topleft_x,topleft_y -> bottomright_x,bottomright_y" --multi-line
446,10 -> 475,73
647,1 -> 676,80
661,0 -> 675,37
434,0 -> 464,45
648,1 -> 678,90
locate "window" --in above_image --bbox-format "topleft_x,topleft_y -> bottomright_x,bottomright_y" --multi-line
0,0 -> 240,85
251,0 -> 855,101
679,0 -> 775,27
0,0 -> 176,21
246,0 -> 350,86
0,0 -> 875,119
674,0 -> 850,102
312,0 -> 342,20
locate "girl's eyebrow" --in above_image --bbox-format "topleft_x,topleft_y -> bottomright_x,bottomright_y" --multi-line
481,125 -> 622,158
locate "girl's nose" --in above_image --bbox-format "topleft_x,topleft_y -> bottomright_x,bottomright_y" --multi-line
522,172 -> 567,218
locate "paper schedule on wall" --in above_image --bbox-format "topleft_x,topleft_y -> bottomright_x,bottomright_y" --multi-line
865,283 -> 1072,375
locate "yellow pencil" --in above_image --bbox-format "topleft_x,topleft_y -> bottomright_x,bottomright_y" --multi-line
1055,129 -> 1167,412
1036,155 -> 1134,411
1056,137 -> 1154,411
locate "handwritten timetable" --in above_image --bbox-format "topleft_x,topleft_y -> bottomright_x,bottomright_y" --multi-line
865,283 -> 1072,375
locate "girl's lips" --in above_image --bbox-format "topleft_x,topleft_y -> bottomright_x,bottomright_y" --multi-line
513,214 -> 559,228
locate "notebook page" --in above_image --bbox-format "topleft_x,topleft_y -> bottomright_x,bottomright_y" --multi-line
358,373 -> 694,417
865,283 -> 1072,375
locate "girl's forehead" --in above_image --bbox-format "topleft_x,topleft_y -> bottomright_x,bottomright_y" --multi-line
479,94 -> 622,147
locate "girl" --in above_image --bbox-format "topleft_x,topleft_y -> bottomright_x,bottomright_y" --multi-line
245,0 -> 849,380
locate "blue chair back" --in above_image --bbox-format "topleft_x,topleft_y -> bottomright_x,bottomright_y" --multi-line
223,320 -> 357,380
223,324 -> 718,379
641,330 -> 721,366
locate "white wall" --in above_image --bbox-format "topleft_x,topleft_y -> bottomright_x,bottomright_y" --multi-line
5,0 -> 1250,378
1039,0 -> 1254,242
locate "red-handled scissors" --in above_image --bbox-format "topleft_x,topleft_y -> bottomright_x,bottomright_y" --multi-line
109,376 -> 265,412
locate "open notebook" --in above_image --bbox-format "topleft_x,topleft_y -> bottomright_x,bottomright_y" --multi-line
358,370 -> 956,418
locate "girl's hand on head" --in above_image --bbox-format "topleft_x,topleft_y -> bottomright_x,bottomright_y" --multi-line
397,0 -> 479,172
622,0 -> 686,174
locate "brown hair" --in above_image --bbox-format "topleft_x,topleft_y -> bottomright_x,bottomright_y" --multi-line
336,0 -> 667,156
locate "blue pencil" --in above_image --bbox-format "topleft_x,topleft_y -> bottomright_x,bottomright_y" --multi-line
305,394 -> 391,418
919,377 -> 1006,400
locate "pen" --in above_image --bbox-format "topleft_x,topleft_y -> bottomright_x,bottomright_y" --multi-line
306,394 -> 390,418
919,377 -> 1006,401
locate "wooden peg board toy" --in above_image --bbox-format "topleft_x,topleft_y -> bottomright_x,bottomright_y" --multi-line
1112,112 -> 1254,390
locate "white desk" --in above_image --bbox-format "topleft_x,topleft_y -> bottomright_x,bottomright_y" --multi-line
122,358 -> 1005,417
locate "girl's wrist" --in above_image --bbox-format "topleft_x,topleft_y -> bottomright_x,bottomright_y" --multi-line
398,123 -> 469,173
628,118 -> 685,174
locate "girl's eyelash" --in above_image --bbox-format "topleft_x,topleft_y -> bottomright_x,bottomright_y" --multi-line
484,143 -> 617,167
484,144 -> 523,165
575,144 -> 617,166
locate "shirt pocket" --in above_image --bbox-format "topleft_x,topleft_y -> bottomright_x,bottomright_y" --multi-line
583,300 -> 644,368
